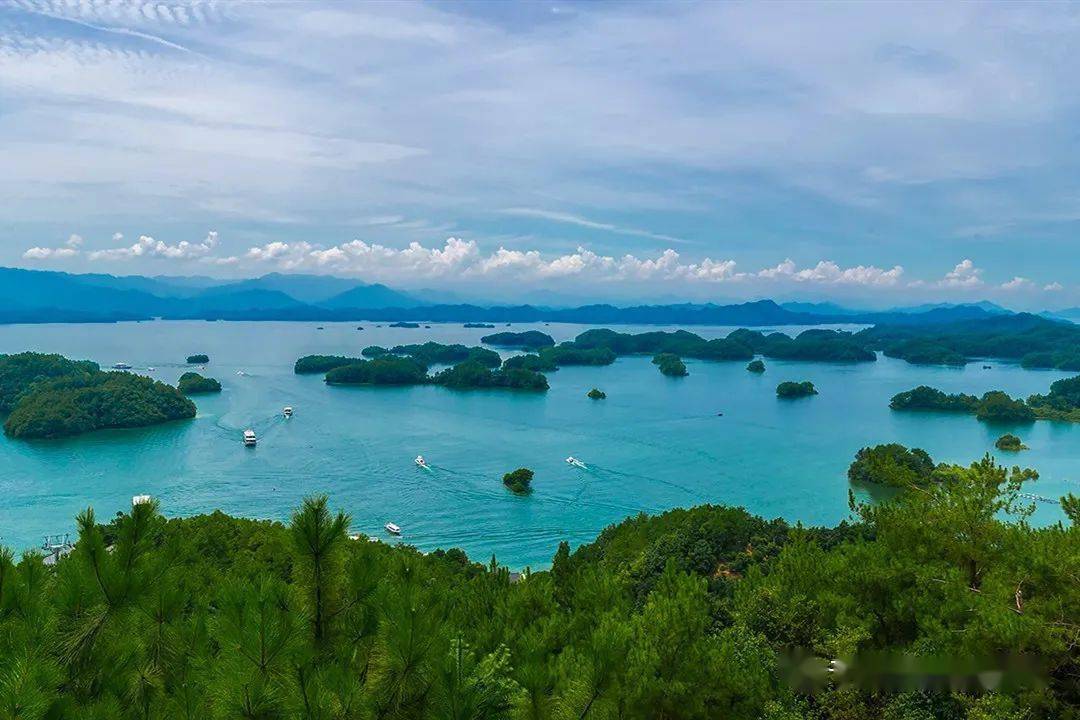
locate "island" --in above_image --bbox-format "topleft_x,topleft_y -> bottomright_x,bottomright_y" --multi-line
186,354 -> 209,364
587,388 -> 606,400
995,433 -> 1028,451
652,353 -> 688,377
325,357 -> 428,386
294,355 -> 361,374
848,443 -> 937,487
502,467 -> 534,494
322,356 -> 548,391
480,330 -> 556,349
856,313 -> 1080,367
776,380 -> 817,398
463,322 -> 496,328
886,380 -> 1080,423
727,328 -> 874,362
389,321 -> 420,328
380,342 -> 501,369
0,352 -> 98,412
4,369 -> 195,439
746,359 -> 765,373
178,372 -> 222,395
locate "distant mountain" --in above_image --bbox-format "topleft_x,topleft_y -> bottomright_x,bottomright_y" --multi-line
890,300 -> 1010,315
0,266 -> 1034,327
320,283 -> 421,309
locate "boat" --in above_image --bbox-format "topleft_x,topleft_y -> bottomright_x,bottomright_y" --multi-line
283,406 -> 293,418
146,366 -> 156,372
243,429 -> 257,447
112,362 -> 132,370
415,455 -> 429,469
236,370 -> 247,376
385,522 -> 401,535
565,456 -> 586,468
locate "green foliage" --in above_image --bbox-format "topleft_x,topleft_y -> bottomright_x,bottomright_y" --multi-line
848,443 -> 936,487
858,313 -> 1080,366
185,354 -> 209,364
586,388 -> 606,400
890,385 -> 979,412
747,359 -> 766,373
294,355 -> 361,374
976,391 -> 1036,422
1027,375 -> 1080,421
501,353 -> 557,372
324,357 -> 428,386
388,342 -> 502,369
0,351 -> 99,412
652,353 -> 688,377
501,467 -> 533,494
389,321 -> 420,328
776,380 -> 817,398
995,434 -> 1027,451
432,362 -> 548,391
177,372 -> 221,395
3,370 -> 195,439
0,455 -> 1075,718
480,331 -> 555,349
731,328 -> 876,362
574,328 -> 754,360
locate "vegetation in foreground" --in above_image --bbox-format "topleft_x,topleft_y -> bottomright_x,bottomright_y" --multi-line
502,467 -> 534,494
776,380 -> 817,398
891,375 -> 1080,424
0,453 -> 1076,718
177,372 -> 222,395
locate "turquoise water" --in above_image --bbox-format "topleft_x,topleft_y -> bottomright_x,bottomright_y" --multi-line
1,320 -> 1076,568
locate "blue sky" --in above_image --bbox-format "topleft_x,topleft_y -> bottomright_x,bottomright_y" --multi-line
2,0 -> 1078,307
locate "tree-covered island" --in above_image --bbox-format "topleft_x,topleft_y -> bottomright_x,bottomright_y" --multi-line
502,467 -> 534,494
776,380 -> 817,398
746,358 -> 765,373
890,375 -> 1080,423
652,352 -> 688,376
177,372 -> 222,395
480,330 -> 556,349
186,354 -> 210,364
995,433 -> 1028,451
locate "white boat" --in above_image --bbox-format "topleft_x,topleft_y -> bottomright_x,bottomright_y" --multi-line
283,406 -> 293,418
146,367 -> 156,372
565,456 -> 586,468
236,370 -> 247,376
112,362 -> 132,370
243,429 -> 257,447
414,455 -> 429,469
385,522 -> 401,535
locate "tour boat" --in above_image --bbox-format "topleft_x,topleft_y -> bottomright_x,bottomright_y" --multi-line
243,429 -> 257,447
565,456 -> 586,468
112,362 -> 132,370
415,455 -> 429,469
146,366 -> 156,372
385,522 -> 402,535
283,406 -> 293,418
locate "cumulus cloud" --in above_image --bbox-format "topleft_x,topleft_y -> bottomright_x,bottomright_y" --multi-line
22,246 -> 78,260
1001,276 -> 1035,290
1044,281 -> 1064,291
757,259 -> 904,286
87,231 -> 219,261
938,259 -> 983,288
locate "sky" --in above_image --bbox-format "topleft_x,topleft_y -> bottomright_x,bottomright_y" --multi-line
2,0 -> 1080,308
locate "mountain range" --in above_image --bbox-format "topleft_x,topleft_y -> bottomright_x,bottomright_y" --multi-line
0,266 -> 1054,328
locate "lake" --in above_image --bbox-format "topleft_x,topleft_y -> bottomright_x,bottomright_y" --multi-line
0,320 -> 1075,568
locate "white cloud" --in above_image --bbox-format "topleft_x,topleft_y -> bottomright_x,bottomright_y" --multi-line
1044,281 -> 1064,291
757,259 -> 904,286
938,259 -> 983,288
1001,276 -> 1035,290
500,208 -> 686,244
65,233 -> 83,248
86,230 -> 219,261
22,246 -> 78,260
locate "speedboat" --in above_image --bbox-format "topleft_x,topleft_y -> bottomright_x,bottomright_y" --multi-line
243,429 -> 257,447
283,406 -> 293,418
236,370 -> 247,376
146,366 -> 156,372
385,522 -> 402,535
415,455 -> 429,469
565,456 -> 586,468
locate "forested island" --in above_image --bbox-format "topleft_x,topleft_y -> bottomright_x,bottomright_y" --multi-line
856,313 -> 1080,367
891,375 -> 1080,423
776,380 -> 817,398
177,372 -> 222,395
303,350 -> 551,391
480,330 -> 556,349
747,359 -> 765,373
0,352 -> 195,439
653,352 -> 688,376
2,451 -> 1076,717
186,354 -> 209,364
996,433 -> 1027,451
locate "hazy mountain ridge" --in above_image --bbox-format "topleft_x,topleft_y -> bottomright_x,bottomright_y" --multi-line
0,266 -> 1048,327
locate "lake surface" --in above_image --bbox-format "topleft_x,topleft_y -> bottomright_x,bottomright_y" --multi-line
1,320 -> 1076,568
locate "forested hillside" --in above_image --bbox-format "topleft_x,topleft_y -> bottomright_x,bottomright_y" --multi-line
0,454 -> 1075,718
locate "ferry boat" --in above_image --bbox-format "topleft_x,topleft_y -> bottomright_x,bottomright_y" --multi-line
243,429 -> 257,447
283,406 -> 293,418
385,522 -> 402,535
414,455 -> 429,469
565,456 -> 586,469
112,362 -> 132,370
